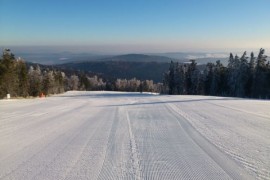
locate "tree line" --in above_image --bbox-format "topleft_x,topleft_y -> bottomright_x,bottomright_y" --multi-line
1,48 -> 269,99
0,49 -> 160,98
163,48 -> 270,99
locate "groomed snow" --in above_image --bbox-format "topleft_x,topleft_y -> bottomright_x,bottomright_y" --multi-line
0,91 -> 269,180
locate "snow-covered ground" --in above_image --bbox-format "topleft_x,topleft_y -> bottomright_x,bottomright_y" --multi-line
0,91 -> 269,180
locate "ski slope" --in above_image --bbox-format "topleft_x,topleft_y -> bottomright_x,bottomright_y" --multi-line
0,91 -> 269,180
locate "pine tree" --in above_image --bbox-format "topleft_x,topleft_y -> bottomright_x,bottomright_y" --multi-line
28,65 -> 42,96
237,51 -> 249,97
17,60 -> 29,97
253,48 -> 268,98
69,75 -> 80,90
174,64 -> 186,94
212,60 -> 227,96
79,73 -> 91,91
168,61 -> 176,95
249,52 -> 256,70
53,71 -> 65,93
246,52 -> 255,97
227,54 -> 241,96
0,49 -> 19,98
205,63 -> 214,95
43,70 -> 55,95
186,60 -> 198,94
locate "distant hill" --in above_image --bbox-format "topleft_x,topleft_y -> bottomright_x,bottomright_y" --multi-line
14,52 -> 180,64
3,46 -> 268,66
24,52 -> 270,83
150,52 -> 228,59
56,54 -> 210,83
57,61 -> 171,82
55,54 -> 179,82
18,50 -> 270,84
96,54 -> 178,63
15,52 -> 111,65
150,52 -> 229,65
20,52 -> 229,65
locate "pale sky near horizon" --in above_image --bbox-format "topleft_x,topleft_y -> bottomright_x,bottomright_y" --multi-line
0,0 -> 270,53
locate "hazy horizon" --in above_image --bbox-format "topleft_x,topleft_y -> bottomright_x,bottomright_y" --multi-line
1,0 -> 270,54
2,45 -> 269,66
1,45 -> 269,56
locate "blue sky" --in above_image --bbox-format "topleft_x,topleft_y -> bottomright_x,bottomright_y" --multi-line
0,0 -> 270,53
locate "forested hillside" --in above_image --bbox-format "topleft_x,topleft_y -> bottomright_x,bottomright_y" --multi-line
1,48 -> 270,99
57,61 -> 170,83
0,49 -> 160,98
163,49 -> 270,98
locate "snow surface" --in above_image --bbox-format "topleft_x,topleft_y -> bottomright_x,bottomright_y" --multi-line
0,91 -> 269,180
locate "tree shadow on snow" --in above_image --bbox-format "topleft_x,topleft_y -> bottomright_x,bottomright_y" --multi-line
99,97 -> 239,107
53,92 -> 157,98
